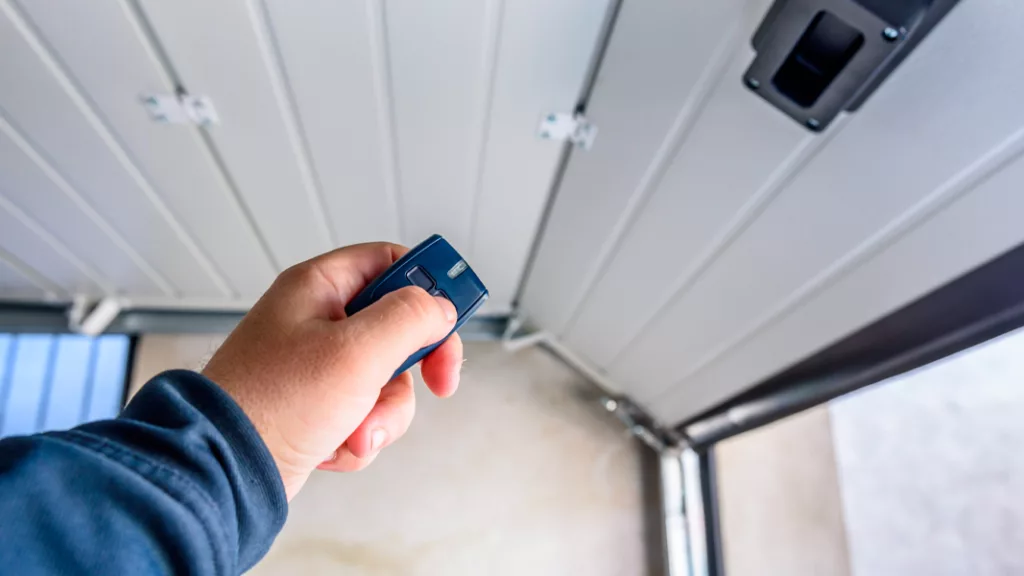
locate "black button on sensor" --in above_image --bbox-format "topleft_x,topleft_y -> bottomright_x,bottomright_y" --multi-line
406,266 -> 435,291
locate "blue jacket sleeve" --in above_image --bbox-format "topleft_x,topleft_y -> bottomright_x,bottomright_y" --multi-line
0,369 -> 288,575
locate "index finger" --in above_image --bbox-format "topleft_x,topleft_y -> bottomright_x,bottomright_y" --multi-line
419,332 -> 463,398
306,242 -> 409,303
274,242 -> 408,322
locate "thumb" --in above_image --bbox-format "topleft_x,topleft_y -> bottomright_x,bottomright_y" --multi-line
340,285 -> 457,384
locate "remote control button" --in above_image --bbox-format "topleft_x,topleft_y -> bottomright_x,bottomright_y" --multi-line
405,266 -> 435,291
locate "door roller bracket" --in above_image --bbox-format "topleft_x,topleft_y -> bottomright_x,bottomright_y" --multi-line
537,112 -> 598,150
141,90 -> 220,126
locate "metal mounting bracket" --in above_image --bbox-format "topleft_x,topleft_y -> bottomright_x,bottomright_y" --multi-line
141,92 -> 219,126
599,395 -> 688,452
68,295 -> 123,336
537,112 -> 598,150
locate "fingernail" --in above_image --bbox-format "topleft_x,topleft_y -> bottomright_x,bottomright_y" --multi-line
433,295 -> 456,322
370,429 -> 388,451
450,367 -> 461,391
454,358 -> 465,383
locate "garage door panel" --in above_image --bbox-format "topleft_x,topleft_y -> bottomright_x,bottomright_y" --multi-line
0,3 -> 227,298
519,0 -> 749,333
652,134 -> 1024,422
468,0 -> 609,313
384,0 -> 490,250
18,0 -> 277,298
0,257 -> 52,301
0,130 -> 164,297
0,206 -> 102,297
262,0 -> 399,248
518,0 -> 1023,425
138,0 -> 334,268
610,0 -> 1024,406
563,24 -> 811,368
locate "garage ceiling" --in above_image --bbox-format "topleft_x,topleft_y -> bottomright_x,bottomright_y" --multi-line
0,0 -> 609,312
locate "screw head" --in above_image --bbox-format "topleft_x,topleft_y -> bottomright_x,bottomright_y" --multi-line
603,398 -> 618,412
806,118 -> 821,130
745,77 -> 761,90
882,27 -> 899,41
540,131 -> 550,139
546,114 -> 556,122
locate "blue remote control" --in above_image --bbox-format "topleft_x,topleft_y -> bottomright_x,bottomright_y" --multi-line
345,234 -> 488,379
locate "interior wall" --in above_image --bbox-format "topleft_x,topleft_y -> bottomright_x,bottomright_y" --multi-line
520,0 -> 1024,426
127,333 -> 226,399
130,336 -> 659,575
716,406 -> 851,576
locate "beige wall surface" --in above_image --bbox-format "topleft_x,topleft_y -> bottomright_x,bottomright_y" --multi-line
131,336 -> 654,575
716,406 -> 851,576
128,334 -> 227,399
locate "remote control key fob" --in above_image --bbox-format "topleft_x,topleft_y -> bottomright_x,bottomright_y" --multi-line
345,234 -> 488,379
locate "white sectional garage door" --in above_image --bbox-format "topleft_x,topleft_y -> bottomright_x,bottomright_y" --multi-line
2,0 -> 1022,429
0,0 -> 609,313
520,0 -> 1024,426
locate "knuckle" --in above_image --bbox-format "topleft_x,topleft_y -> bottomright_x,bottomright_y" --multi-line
279,261 -> 317,285
391,286 -> 437,322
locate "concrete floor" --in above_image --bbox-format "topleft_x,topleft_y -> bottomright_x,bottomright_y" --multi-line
830,327 -> 1024,576
716,327 -> 1024,576
131,337 -> 656,575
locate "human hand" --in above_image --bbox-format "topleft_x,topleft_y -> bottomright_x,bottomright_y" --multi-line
202,242 -> 462,500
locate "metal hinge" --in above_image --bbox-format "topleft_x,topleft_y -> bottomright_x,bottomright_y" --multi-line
537,112 -> 598,150
68,295 -> 122,336
140,91 -> 219,126
600,396 -> 688,452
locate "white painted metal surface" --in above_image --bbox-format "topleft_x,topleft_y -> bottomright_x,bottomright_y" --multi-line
0,0 -> 608,313
3,0 -> 1021,428
0,250 -> 54,301
521,0 -> 1024,425
537,113 -> 599,150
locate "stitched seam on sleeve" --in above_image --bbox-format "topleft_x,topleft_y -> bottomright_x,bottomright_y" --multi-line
55,431 -> 232,574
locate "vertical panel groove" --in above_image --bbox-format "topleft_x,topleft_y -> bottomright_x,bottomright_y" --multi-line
366,0 -> 404,242
555,27 -> 741,335
509,0 -> 623,309
606,115 -> 853,365
120,0 -> 283,272
0,0 -> 233,297
466,0 -> 505,258
33,336 -> 58,430
0,245 -> 63,299
0,114 -> 176,297
660,124 -> 1024,397
0,336 -> 19,431
0,192 -> 115,293
78,337 -> 99,422
246,0 -> 336,249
